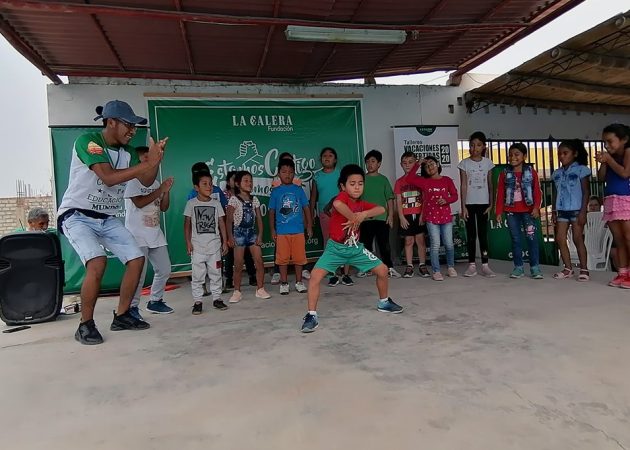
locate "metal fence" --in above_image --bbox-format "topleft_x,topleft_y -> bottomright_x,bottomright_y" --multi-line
458,138 -> 605,240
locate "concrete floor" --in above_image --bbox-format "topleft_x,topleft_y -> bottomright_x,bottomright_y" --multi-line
2,260 -> 630,450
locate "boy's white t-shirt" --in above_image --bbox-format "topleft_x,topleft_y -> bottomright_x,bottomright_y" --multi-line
457,157 -> 495,205
184,197 -> 225,255
124,178 -> 167,248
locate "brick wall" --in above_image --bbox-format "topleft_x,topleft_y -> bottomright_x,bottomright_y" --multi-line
0,196 -> 55,235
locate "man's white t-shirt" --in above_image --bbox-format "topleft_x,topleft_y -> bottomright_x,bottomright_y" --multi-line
457,157 -> 495,205
124,178 -> 167,248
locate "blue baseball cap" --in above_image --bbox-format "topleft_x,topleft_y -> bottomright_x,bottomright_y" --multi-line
94,100 -> 147,125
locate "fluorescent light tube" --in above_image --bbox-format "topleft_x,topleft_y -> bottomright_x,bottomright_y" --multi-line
285,25 -> 406,44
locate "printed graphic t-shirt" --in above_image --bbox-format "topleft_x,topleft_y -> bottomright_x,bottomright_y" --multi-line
124,178 -> 167,248
457,157 -> 495,205
269,183 -> 309,235
394,175 -> 423,216
183,197 -> 225,255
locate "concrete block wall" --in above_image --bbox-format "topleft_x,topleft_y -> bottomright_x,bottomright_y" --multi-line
0,196 -> 55,235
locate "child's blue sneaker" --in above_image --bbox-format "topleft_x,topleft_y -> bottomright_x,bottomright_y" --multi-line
146,300 -> 174,314
510,267 -> 525,279
377,298 -> 404,314
531,266 -> 544,279
301,313 -> 319,333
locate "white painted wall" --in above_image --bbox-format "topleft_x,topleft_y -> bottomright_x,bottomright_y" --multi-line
47,74 -> 630,182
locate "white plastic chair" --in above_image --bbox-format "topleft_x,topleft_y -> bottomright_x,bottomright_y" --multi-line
565,211 -> 612,271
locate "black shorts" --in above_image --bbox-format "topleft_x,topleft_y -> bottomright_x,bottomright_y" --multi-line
400,214 -> 427,237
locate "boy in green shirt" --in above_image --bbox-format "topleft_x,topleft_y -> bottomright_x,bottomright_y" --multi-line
359,150 -> 401,278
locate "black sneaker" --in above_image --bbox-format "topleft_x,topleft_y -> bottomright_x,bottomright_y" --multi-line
192,301 -> 203,315
110,310 -> 150,331
328,276 -> 340,287
418,264 -> 430,278
213,300 -> 228,311
248,276 -> 257,286
74,319 -> 103,345
341,274 -> 354,286
403,265 -> 414,278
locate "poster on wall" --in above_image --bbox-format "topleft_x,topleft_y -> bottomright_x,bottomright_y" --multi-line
392,125 -> 467,260
392,125 -> 460,214
148,99 -> 364,274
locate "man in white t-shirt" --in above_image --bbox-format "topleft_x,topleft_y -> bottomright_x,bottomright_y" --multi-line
57,100 -> 168,345
124,146 -> 175,318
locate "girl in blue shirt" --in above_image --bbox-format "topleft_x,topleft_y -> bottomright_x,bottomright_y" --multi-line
596,123 -> 630,288
551,139 -> 591,281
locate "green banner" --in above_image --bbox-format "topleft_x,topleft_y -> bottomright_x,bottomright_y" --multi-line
487,165 -> 558,266
147,99 -> 364,273
51,127 -> 150,293
51,100 -> 364,292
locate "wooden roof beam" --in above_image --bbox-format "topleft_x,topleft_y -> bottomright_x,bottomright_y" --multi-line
464,92 -> 630,115
509,72 -> 630,96
551,47 -> 630,70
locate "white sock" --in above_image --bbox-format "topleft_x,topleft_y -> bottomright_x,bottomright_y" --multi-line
308,310 -> 317,316
379,297 -> 389,303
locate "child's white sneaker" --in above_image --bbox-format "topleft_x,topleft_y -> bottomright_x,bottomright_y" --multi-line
295,281 -> 308,293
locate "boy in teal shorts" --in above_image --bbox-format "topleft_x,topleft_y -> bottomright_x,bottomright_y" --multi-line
301,164 -> 404,333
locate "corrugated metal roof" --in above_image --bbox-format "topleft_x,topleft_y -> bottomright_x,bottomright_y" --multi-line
466,10 -> 630,114
0,0 -> 585,84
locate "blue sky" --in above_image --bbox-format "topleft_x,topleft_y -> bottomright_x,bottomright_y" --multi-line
0,0 -> 627,197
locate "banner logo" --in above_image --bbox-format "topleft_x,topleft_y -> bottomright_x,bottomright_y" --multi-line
232,114 -> 294,132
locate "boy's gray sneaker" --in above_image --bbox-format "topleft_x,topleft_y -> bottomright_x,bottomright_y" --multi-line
301,313 -> 319,333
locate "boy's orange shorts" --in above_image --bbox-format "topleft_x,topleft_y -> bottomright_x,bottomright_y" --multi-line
275,233 -> 307,265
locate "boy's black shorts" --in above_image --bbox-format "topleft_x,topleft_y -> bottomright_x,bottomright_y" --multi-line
400,214 -> 426,237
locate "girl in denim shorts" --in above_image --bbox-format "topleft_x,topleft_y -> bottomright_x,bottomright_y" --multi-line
226,171 -> 271,302
551,139 -> 591,281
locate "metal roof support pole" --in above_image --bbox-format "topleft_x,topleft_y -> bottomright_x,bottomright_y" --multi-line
256,0 -> 281,78
173,0 -> 195,74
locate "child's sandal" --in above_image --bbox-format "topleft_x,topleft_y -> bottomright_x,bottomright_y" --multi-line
553,267 -> 574,279
577,269 -> 590,282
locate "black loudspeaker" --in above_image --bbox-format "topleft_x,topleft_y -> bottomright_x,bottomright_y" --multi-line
0,232 -> 64,325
